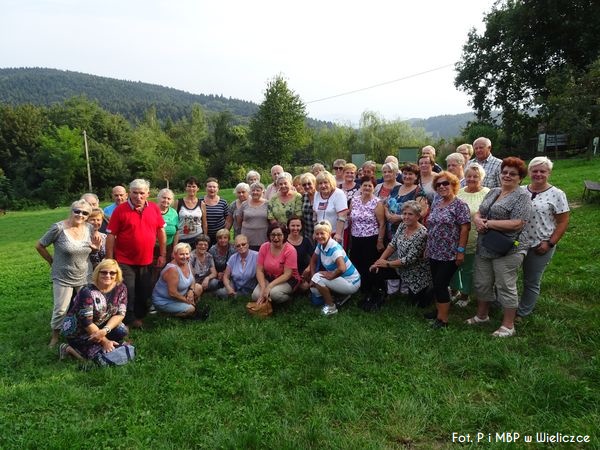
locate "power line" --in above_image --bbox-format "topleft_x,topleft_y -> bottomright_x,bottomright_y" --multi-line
306,63 -> 454,104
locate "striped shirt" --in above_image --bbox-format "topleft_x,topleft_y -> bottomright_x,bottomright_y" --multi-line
203,197 -> 229,241
315,238 -> 360,286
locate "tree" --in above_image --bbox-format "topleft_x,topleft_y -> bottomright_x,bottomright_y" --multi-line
455,0 -> 600,146
249,75 -> 307,165
33,125 -> 86,207
354,111 -> 428,162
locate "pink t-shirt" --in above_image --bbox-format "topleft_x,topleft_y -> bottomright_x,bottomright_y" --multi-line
258,242 -> 301,282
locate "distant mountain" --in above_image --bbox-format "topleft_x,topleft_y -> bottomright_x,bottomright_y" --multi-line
406,112 -> 476,140
0,67 -> 261,124
0,67 -> 472,135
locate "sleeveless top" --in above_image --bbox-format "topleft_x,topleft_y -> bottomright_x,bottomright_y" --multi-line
177,199 -> 203,242
153,262 -> 194,300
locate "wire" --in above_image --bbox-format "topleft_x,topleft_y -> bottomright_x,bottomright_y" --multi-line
306,63 -> 454,104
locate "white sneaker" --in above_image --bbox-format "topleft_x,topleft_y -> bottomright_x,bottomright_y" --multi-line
321,304 -> 338,316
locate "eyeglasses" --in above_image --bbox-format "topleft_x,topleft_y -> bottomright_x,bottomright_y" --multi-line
501,170 -> 519,177
435,181 -> 451,188
302,183 -> 313,187
270,232 -> 284,237
99,270 -> 117,276
235,242 -> 248,248
72,209 -> 90,216
333,167 -> 344,171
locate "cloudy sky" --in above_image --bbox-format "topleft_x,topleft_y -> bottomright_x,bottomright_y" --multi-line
1,0 -> 495,124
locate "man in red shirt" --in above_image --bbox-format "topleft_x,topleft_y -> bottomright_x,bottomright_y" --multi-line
106,179 -> 166,328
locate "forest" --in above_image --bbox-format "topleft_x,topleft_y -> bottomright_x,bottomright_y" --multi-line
0,84 -> 432,209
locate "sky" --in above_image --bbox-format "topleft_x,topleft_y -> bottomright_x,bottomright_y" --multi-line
1,0 -> 496,125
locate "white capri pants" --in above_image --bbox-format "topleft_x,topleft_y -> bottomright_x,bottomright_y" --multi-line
310,273 -> 360,297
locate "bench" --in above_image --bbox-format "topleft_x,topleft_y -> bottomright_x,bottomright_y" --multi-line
582,180 -> 600,202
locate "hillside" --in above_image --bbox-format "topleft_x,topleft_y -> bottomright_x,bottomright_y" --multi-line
406,112 -> 475,140
0,67 -> 473,135
0,67 -> 261,124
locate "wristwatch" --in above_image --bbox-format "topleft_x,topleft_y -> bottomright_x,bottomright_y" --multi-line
456,247 -> 465,253
103,326 -> 111,334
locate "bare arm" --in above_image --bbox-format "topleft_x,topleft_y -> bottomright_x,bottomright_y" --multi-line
105,234 -> 115,259
35,241 -> 53,266
201,202 -> 208,236
374,202 -> 386,251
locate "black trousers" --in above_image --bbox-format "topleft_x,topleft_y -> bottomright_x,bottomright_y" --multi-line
350,234 -> 381,293
120,263 -> 153,323
429,259 -> 458,304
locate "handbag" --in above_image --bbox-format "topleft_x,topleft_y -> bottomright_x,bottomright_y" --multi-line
94,343 -> 135,367
246,299 -> 273,317
482,229 -> 516,256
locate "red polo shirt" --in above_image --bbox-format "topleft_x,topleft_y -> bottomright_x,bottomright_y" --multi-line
107,200 -> 165,266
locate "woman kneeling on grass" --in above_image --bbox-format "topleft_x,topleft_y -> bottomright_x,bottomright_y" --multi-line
152,243 -> 206,320
252,222 -> 301,307
60,259 -> 128,362
308,221 -> 361,316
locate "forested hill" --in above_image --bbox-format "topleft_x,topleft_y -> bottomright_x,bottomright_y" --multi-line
0,67 -> 261,124
406,113 -> 476,140
0,67 -> 473,134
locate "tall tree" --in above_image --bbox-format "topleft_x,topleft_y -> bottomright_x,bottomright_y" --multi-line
249,75 -> 307,165
455,0 -> 600,146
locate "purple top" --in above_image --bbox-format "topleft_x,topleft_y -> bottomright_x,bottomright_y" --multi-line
425,197 -> 470,261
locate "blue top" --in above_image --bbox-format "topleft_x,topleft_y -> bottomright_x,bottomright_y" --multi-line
226,250 -> 259,294
152,262 -> 194,300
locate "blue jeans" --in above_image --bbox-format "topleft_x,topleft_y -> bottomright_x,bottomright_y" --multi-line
518,246 -> 556,317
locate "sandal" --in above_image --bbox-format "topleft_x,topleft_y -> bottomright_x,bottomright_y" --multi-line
492,326 -> 516,338
58,343 -> 69,360
465,315 -> 489,325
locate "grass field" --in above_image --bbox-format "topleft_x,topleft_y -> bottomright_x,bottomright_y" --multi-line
0,160 -> 599,449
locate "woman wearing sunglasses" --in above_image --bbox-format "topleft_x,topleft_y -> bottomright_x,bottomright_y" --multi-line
36,199 -> 101,347
424,172 -> 470,329
59,259 -> 128,362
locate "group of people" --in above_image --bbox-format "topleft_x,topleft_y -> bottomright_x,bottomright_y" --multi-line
36,136 -> 570,364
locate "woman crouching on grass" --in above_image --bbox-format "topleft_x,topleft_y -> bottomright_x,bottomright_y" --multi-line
308,221 -> 361,316
152,243 -> 206,320
59,259 -> 128,362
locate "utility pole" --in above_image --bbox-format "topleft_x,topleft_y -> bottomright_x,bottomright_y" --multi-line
83,130 -> 92,191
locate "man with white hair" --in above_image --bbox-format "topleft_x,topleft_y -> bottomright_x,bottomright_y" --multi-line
265,165 -> 284,200
81,193 -> 99,208
106,179 -> 166,328
467,137 -> 502,188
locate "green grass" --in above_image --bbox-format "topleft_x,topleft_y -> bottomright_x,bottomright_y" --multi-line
0,162 -> 599,449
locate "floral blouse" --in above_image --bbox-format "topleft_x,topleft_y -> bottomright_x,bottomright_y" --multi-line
389,223 -> 432,294
425,197 -> 471,261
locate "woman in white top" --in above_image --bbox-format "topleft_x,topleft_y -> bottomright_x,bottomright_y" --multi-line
312,171 -> 348,245
517,157 -> 569,318
177,176 -> 207,245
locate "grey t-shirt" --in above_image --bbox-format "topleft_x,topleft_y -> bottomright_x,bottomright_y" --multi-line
39,221 -> 93,286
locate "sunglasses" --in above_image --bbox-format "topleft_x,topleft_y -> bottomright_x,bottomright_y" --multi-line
435,181 -> 451,188
72,209 -> 90,216
235,242 -> 248,248
99,270 -> 117,276
333,167 -> 344,170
